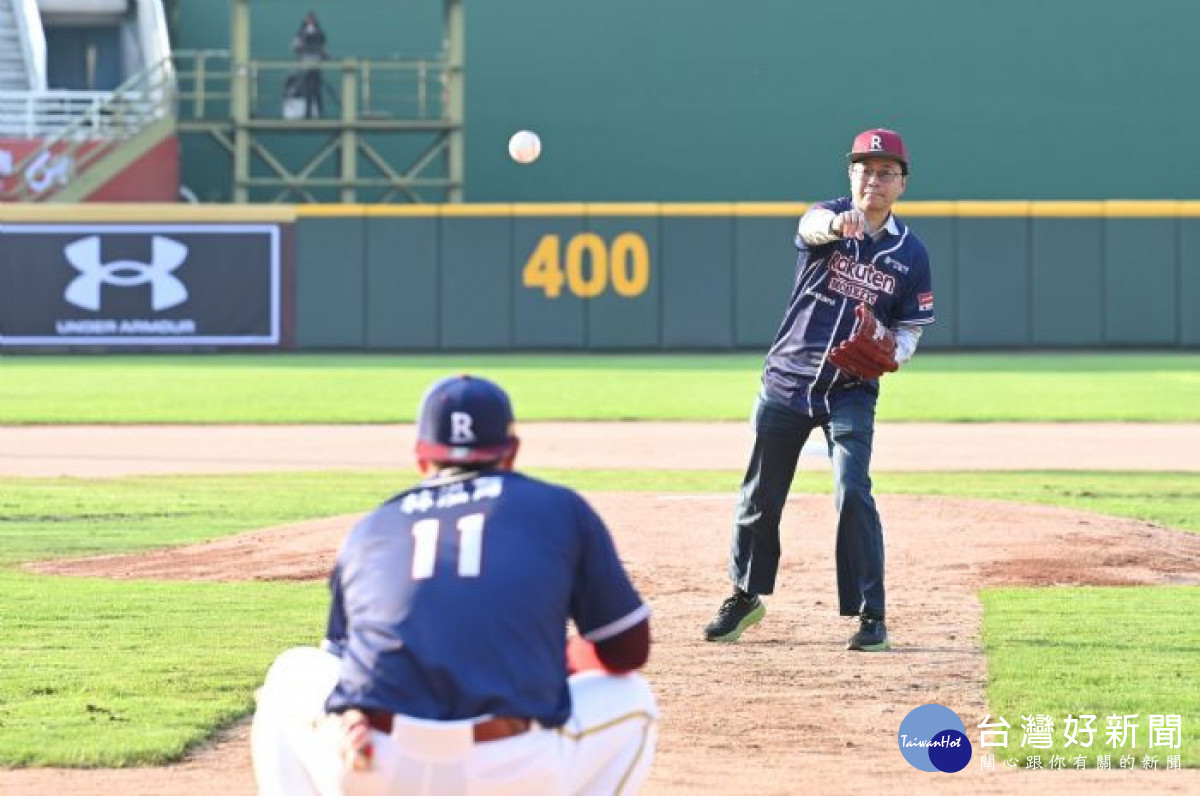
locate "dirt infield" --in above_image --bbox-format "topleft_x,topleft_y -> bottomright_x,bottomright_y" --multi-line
2,422 -> 1199,477
3,424 -> 1199,795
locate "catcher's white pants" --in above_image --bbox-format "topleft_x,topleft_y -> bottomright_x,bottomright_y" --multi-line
251,647 -> 658,795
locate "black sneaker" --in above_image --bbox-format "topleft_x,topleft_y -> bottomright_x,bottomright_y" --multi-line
703,591 -> 766,642
847,614 -> 890,651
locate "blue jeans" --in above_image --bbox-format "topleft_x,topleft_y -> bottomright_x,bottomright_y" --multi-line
728,388 -> 886,617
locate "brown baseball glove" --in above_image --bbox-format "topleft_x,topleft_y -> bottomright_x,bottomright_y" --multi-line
828,303 -> 899,380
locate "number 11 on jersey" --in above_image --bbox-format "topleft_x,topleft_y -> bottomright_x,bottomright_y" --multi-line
411,513 -> 487,580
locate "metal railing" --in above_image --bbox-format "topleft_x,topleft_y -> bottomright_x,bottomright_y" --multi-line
0,89 -> 164,138
0,57 -> 176,201
173,50 -> 451,122
173,49 -> 232,119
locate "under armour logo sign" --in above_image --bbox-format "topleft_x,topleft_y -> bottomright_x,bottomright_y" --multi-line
63,236 -> 189,312
870,135 -> 883,151
450,412 -> 476,443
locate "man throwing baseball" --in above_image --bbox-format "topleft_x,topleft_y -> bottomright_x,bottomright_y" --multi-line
703,128 -> 935,652
252,375 -> 657,794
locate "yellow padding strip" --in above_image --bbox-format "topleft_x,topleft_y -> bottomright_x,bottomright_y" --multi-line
331,201 -> 1200,218
293,204 -> 371,217
0,203 -> 296,223
733,202 -> 810,216
953,201 -> 1033,217
1028,201 -> 1105,217
26,201 -> 1197,222
363,205 -> 441,217
439,203 -> 515,217
510,203 -> 589,216
658,202 -> 736,215
893,201 -> 958,216
1104,200 -> 1182,217
584,203 -> 661,216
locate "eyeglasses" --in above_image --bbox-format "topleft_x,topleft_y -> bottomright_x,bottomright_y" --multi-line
850,165 -> 904,184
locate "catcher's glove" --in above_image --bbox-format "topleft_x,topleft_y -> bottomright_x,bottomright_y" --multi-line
828,303 -> 899,380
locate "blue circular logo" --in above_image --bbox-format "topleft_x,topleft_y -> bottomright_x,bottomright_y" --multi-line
898,704 -> 972,773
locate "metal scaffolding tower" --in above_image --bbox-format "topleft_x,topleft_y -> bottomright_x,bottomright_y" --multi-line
175,0 -> 463,203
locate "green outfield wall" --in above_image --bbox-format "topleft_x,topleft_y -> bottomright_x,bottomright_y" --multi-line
173,0 -> 1196,204
2,202 -> 1196,351
290,202 -> 1200,351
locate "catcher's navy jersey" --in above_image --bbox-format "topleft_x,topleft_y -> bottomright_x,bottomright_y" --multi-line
762,197 -> 934,415
323,470 -> 648,728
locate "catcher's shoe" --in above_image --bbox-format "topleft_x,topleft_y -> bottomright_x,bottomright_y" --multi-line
847,614 -> 890,652
703,591 -> 765,642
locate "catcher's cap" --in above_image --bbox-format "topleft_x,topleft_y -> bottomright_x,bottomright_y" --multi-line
847,128 -> 908,173
416,374 -> 518,464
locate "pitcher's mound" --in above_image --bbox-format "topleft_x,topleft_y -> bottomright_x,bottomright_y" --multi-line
18,492 -> 1200,795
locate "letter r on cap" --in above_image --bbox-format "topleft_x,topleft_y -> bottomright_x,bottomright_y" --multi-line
871,135 -> 882,150
450,412 -> 476,443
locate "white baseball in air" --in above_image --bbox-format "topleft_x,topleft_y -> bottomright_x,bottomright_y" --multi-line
508,130 -> 542,164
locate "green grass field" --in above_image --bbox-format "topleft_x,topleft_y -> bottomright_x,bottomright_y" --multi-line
0,353 -> 1197,422
0,468 -> 1197,766
0,573 -> 324,766
982,587 -> 1199,767
0,353 -> 1196,768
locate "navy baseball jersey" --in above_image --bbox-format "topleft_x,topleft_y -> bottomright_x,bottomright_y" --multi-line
762,197 -> 934,414
323,470 -> 648,728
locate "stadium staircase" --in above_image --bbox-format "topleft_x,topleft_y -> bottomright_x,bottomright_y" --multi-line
1,0 -> 43,90
0,0 -> 176,202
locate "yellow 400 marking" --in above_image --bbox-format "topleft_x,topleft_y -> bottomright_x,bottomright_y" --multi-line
522,232 -> 650,298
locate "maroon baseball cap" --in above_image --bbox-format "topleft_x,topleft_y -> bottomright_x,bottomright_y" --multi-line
847,128 -> 908,173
